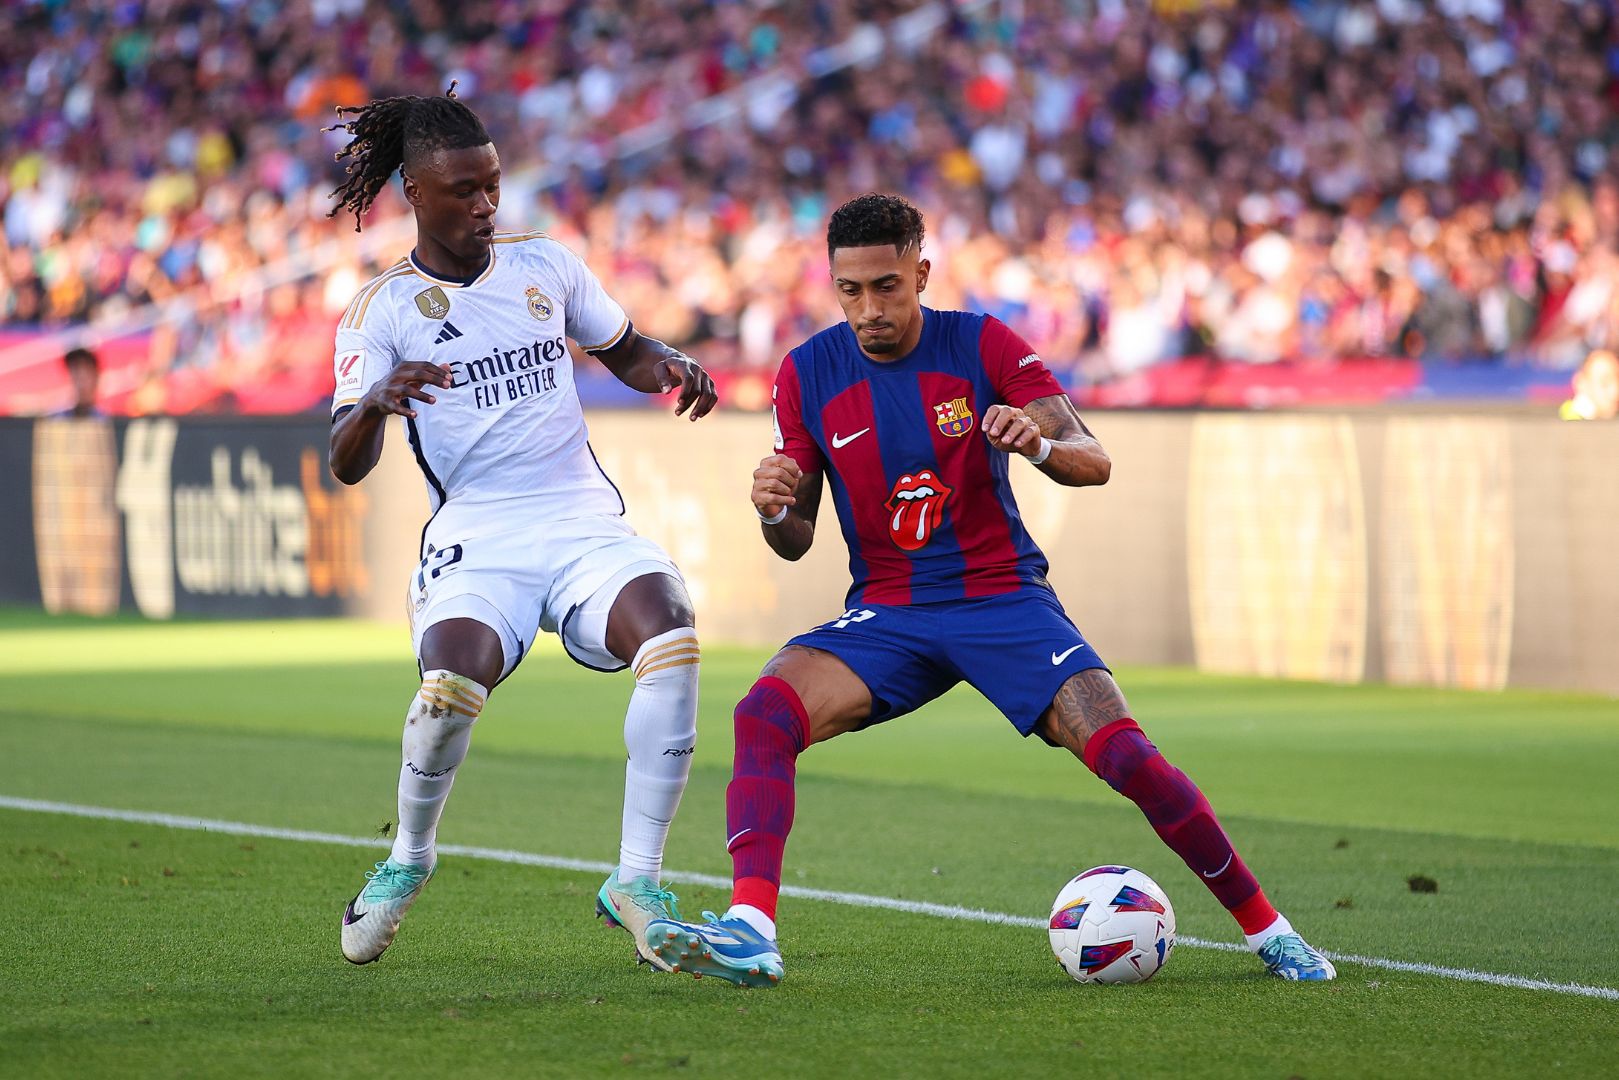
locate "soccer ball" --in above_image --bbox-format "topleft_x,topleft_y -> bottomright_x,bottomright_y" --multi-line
1048,866 -> 1176,984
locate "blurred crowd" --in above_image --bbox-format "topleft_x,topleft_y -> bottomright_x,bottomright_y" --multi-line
4,0 -> 1619,413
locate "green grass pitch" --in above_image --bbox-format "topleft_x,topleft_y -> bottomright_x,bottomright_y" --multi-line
2,609 -> 1615,1077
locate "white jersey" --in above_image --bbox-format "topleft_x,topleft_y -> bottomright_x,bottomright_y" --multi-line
331,231 -> 631,522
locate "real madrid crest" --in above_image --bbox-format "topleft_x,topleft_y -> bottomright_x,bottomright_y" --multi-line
525,285 -> 554,321
414,286 -> 450,320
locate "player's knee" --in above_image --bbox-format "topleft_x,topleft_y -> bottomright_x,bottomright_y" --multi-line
734,677 -> 810,756
609,574 -> 697,659
418,618 -> 506,690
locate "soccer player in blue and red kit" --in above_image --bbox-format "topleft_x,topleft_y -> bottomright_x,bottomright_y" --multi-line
647,195 -> 1335,986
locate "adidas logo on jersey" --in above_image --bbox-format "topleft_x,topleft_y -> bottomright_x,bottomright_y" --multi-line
434,321 -> 464,345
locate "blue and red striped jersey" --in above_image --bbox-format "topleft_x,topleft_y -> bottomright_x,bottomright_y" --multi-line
772,307 -> 1066,606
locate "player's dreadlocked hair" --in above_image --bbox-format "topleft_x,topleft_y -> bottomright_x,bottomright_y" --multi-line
323,83 -> 491,231
826,193 -> 926,259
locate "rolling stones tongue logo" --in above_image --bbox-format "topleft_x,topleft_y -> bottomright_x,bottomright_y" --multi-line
885,469 -> 953,551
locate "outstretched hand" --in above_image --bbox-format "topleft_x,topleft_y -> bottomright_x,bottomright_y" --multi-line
981,404 -> 1044,455
654,354 -> 719,420
363,361 -> 453,419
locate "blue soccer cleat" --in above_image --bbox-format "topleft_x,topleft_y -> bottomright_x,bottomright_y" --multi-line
645,911 -> 784,988
1258,932 -> 1337,981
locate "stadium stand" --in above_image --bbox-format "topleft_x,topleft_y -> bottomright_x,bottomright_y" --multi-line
1,0 -> 1614,414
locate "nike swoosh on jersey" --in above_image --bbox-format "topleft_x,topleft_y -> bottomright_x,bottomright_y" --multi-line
831,428 -> 871,449
1051,644 -> 1085,665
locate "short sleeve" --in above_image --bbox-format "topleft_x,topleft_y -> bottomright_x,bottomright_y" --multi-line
979,315 -> 1064,408
331,310 -> 398,418
558,245 -> 631,352
772,353 -> 825,473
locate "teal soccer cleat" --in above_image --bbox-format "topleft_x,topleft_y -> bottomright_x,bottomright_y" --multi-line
596,871 -> 684,971
341,858 -> 435,964
1258,932 -> 1337,981
645,911 -> 784,988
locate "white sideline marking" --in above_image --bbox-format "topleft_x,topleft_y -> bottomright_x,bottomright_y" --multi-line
4,795 -> 1617,1002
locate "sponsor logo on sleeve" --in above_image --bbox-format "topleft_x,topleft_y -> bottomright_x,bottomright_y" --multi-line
1018,353 -> 1040,368
335,350 -> 365,394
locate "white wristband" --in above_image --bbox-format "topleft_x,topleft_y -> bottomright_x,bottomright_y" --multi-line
1029,437 -> 1053,465
756,505 -> 789,525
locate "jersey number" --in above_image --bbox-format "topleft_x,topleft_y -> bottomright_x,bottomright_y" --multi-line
415,543 -> 464,591
825,608 -> 876,630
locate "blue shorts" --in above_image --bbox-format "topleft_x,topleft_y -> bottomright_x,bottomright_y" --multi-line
786,585 -> 1108,737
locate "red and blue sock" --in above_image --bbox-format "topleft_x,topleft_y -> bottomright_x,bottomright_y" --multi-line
1083,718 -> 1279,937
726,676 -> 809,923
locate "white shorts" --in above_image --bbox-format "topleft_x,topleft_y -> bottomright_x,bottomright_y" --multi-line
407,508 -> 683,682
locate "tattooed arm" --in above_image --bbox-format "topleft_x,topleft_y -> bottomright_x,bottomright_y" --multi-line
980,393 -> 1111,487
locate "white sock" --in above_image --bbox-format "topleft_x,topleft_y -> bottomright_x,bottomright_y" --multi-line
617,627 -> 699,881
1244,913 -> 1294,952
389,670 -> 486,867
726,904 -> 776,941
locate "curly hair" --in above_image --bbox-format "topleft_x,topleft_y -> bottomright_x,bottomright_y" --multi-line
826,193 -> 926,260
323,83 -> 491,231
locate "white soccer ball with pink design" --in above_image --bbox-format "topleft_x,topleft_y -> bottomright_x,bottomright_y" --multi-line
1049,866 -> 1176,984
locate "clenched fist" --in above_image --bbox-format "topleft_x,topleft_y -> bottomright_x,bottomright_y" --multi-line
752,454 -> 802,519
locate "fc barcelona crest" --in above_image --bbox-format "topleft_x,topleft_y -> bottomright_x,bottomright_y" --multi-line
933,396 -> 974,438
525,285 -> 554,321
414,286 -> 451,320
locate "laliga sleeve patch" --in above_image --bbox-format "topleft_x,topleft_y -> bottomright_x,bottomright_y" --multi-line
335,349 -> 366,395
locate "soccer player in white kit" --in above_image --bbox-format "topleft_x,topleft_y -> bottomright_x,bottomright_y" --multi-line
322,88 -> 717,968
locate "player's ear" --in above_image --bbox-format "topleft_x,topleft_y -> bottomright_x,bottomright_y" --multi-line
401,170 -> 423,208
916,258 -> 931,294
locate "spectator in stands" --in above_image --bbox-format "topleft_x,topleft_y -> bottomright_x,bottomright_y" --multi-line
60,346 -> 99,418
4,0 -> 1619,414
1560,349 -> 1619,420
